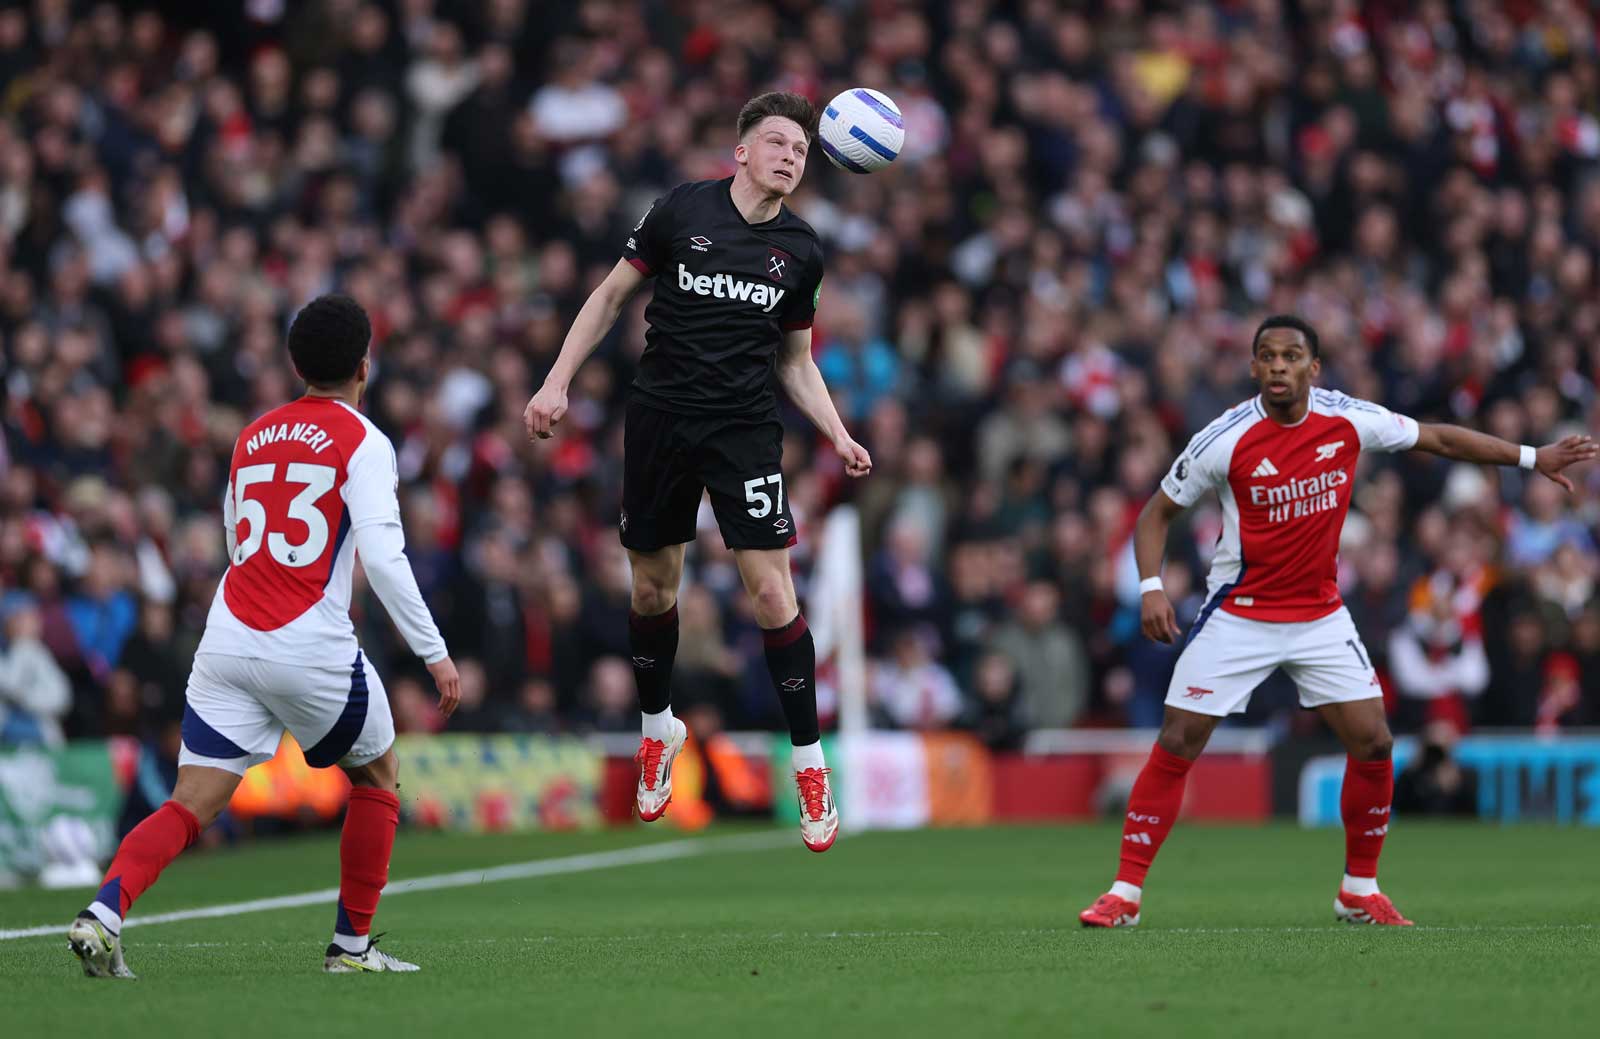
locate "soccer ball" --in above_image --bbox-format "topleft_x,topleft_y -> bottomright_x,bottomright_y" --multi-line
819,88 -> 904,174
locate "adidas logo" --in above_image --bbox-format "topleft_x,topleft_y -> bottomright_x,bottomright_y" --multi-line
1250,458 -> 1280,478
1363,824 -> 1389,837
1123,832 -> 1153,845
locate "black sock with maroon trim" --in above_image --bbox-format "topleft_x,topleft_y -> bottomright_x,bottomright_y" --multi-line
763,613 -> 819,746
628,604 -> 679,716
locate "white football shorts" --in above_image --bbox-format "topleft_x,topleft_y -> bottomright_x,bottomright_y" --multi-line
179,650 -> 395,775
1165,604 -> 1381,717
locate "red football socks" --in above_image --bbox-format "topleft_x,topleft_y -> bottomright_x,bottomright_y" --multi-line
334,787 -> 400,941
1341,756 -> 1393,878
1115,744 -> 1195,887
93,800 -> 202,925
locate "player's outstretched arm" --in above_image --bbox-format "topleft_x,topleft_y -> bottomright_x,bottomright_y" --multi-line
1134,490 -> 1186,644
525,259 -> 646,440
1411,424 -> 1598,493
776,327 -> 871,477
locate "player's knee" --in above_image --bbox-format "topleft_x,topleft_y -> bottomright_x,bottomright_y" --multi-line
1356,729 -> 1394,761
171,778 -> 234,829
1156,715 -> 1210,760
751,579 -> 795,626
630,580 -> 677,616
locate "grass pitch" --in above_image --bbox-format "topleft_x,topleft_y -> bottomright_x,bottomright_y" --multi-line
1,822 -> 1593,1037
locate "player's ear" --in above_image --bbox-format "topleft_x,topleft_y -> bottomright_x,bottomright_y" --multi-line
358,355 -> 371,383
734,140 -> 748,167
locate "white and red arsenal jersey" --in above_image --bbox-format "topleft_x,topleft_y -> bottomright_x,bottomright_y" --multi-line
1161,389 -> 1419,623
198,395 -> 403,663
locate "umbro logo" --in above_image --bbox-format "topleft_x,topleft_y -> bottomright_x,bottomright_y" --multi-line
689,235 -> 712,252
1251,458 -> 1280,478
1124,832 -> 1152,845
633,656 -> 656,669
1315,440 -> 1346,462
781,678 -> 806,691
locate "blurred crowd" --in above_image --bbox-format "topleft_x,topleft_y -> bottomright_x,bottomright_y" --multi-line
5,0 -> 1600,760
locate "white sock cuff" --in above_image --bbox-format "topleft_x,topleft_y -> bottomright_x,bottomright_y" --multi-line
85,900 -> 122,935
330,931 -> 368,954
642,708 -> 675,741
1109,881 -> 1142,903
791,740 -> 825,772
1342,873 -> 1380,896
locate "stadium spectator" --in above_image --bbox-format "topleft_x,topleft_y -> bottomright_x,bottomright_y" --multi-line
870,625 -> 963,730
0,594 -> 72,746
991,581 -> 1090,729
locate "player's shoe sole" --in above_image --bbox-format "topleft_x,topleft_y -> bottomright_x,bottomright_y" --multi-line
636,719 -> 688,822
67,915 -> 135,979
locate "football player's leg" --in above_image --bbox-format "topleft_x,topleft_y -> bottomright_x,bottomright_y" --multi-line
1083,610 -> 1277,927
330,659 -> 405,964
328,748 -> 416,972
628,544 -> 688,728
1316,699 -> 1411,924
626,545 -> 690,821
620,403 -> 697,818
732,546 -> 835,850
1288,612 -> 1410,923
73,657 -> 270,976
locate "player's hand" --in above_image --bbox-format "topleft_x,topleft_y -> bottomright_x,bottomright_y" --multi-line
428,656 -> 461,717
1141,590 -> 1181,644
836,436 -> 872,477
1536,435 -> 1599,493
524,382 -> 568,441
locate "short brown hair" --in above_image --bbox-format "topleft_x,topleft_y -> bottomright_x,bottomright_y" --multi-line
737,91 -> 818,141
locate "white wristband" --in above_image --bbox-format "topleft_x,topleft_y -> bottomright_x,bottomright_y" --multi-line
1519,445 -> 1536,470
1139,576 -> 1165,595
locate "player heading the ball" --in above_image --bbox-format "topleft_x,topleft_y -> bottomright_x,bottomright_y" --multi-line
525,92 -> 875,851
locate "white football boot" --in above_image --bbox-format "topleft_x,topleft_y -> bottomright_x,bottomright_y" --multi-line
795,767 -> 839,852
323,935 -> 420,973
67,913 -> 136,979
635,717 -> 688,821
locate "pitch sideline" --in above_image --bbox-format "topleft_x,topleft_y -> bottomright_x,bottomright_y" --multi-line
0,829 -> 793,941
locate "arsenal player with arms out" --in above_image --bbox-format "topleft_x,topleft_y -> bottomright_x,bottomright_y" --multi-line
1080,315 -> 1596,928
67,295 -> 460,976
524,92 -> 871,851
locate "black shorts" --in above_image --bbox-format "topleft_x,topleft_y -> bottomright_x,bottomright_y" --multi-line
620,399 -> 797,552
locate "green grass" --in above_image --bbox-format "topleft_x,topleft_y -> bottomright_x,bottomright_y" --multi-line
2,822 -> 1595,1037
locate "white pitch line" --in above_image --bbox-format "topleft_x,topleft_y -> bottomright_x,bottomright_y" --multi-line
0,829 -> 793,942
